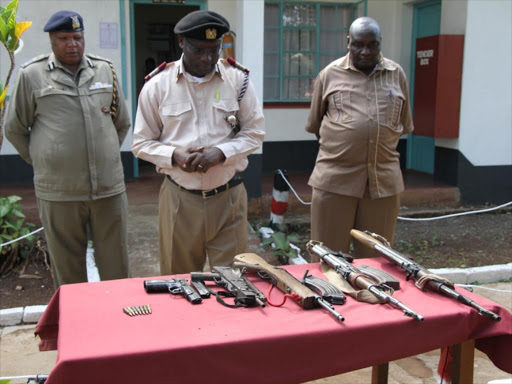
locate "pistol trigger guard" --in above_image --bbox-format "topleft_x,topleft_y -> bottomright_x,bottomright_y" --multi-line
168,286 -> 181,294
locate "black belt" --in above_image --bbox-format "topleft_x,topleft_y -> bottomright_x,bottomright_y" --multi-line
166,175 -> 243,199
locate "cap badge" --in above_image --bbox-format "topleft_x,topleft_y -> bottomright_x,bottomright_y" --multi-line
71,15 -> 81,30
205,28 -> 217,40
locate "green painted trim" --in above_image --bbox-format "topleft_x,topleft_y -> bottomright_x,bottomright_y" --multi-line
118,0 -> 136,178
406,0 -> 441,172
279,2 -> 283,100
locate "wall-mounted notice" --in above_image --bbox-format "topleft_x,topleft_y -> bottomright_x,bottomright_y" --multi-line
100,22 -> 118,49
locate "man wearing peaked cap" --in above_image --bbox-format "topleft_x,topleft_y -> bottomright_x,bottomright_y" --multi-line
174,10 -> 229,40
132,10 -> 265,275
43,10 -> 84,32
5,10 -> 131,289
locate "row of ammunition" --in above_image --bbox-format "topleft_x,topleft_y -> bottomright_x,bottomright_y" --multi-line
123,305 -> 152,317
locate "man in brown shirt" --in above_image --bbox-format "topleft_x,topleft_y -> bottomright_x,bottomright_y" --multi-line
305,17 -> 413,259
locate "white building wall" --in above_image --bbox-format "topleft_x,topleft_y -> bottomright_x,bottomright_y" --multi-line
458,0 -> 512,166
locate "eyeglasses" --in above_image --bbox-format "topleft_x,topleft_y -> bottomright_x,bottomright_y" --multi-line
183,39 -> 222,57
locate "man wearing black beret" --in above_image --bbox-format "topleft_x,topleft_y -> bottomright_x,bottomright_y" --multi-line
5,10 -> 131,288
132,10 -> 265,275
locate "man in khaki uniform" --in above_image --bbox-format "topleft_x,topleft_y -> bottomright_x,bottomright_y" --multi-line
306,17 -> 413,259
132,11 -> 265,274
5,11 -> 131,288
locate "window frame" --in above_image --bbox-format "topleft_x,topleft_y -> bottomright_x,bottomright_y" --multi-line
263,0 -> 363,104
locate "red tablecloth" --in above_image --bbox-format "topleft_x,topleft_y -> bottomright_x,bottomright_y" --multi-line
35,258 -> 512,384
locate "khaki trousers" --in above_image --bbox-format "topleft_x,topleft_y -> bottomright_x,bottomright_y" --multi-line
311,186 -> 400,260
158,177 -> 247,275
37,193 -> 129,289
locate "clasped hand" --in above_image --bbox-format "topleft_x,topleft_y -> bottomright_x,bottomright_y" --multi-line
173,146 -> 225,173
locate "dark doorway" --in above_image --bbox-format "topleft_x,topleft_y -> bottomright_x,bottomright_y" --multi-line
132,3 -> 200,175
133,3 -> 200,98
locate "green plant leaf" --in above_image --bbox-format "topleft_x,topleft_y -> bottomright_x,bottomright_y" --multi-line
12,209 -> 25,218
287,233 -> 301,242
0,205 -> 10,218
271,232 -> 289,251
3,221 -> 17,230
7,195 -> 22,204
273,249 -> 287,257
0,16 -> 8,44
286,249 -> 297,259
260,237 -> 273,246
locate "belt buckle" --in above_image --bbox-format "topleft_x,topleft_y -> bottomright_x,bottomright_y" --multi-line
202,188 -> 217,199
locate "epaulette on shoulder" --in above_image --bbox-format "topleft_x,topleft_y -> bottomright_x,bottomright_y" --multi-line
21,54 -> 50,68
225,57 -> 250,73
144,61 -> 174,82
86,53 -> 112,63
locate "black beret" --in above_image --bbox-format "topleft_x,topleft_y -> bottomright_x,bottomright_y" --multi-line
174,10 -> 229,41
44,10 -> 84,33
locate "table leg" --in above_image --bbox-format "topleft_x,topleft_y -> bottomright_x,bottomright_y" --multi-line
451,339 -> 475,384
371,363 -> 389,384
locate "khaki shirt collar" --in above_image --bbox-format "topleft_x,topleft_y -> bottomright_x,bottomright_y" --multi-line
175,54 -> 222,83
340,53 -> 397,73
46,52 -> 89,74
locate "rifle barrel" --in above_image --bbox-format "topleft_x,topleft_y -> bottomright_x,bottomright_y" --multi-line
315,297 -> 345,322
438,284 -> 501,321
369,286 -> 424,321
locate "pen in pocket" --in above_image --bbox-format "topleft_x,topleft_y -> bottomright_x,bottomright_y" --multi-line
389,90 -> 392,100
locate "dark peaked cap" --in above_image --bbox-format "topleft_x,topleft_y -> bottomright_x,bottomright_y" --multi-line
174,10 -> 229,40
44,10 -> 84,32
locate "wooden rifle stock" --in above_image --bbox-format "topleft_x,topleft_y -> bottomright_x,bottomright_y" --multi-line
233,253 -> 317,309
350,229 -> 501,321
233,253 -> 345,322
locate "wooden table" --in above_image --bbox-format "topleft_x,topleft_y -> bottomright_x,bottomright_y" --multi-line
36,259 -> 512,384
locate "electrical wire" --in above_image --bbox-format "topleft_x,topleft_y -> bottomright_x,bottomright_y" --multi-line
0,227 -> 44,248
275,169 -> 511,221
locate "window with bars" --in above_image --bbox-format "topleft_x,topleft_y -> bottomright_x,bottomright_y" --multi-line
264,1 -> 362,102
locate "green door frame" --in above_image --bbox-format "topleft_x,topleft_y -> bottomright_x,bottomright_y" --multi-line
406,0 -> 441,174
118,0 -> 205,178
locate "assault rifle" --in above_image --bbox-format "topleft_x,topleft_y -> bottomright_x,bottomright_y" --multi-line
350,229 -> 501,321
144,278 -> 202,304
190,266 -> 267,308
233,253 -> 345,322
306,241 -> 424,321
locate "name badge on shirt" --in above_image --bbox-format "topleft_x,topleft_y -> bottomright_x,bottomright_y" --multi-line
89,82 -> 113,90
46,85 -> 64,91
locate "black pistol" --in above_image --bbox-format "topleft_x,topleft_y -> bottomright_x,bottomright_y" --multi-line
144,278 -> 202,304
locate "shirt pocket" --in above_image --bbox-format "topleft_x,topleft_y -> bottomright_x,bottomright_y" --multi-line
329,91 -> 352,123
212,99 -> 239,131
34,86 -> 77,99
387,95 -> 404,128
161,101 -> 192,125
